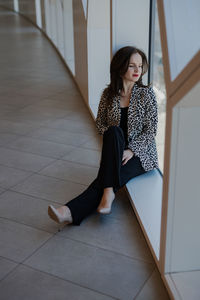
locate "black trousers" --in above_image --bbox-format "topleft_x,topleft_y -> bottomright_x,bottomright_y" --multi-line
65,126 -> 146,225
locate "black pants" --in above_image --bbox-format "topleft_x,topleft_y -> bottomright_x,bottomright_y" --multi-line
65,126 -> 146,225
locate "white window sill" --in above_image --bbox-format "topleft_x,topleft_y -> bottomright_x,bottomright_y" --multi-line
125,168 -> 163,261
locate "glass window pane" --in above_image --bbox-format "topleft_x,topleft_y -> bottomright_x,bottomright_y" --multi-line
152,0 -> 166,173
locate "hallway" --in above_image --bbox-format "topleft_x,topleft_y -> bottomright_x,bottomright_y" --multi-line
0,7 -> 169,300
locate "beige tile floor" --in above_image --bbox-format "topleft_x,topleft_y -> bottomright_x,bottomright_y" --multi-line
0,6 -> 170,300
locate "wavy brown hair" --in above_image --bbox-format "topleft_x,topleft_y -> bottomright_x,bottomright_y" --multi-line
106,46 -> 150,100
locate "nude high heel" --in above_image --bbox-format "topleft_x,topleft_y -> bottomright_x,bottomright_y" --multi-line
48,205 -> 72,225
97,195 -> 115,215
97,206 -> 112,214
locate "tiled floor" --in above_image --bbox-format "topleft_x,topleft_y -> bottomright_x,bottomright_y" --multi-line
0,6 -> 170,300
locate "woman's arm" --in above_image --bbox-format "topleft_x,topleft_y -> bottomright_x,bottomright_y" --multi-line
95,89 -> 109,135
128,87 -> 158,156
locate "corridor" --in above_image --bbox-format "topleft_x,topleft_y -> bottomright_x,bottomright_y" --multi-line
0,6 -> 169,300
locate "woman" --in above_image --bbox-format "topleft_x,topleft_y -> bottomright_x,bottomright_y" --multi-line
48,46 -> 159,226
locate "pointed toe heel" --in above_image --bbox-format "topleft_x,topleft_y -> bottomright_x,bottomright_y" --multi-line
97,207 -> 112,215
48,205 -> 72,225
48,205 -> 60,224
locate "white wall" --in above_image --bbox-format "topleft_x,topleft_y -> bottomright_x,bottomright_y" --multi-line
87,0 -> 110,117
48,0 -> 57,46
35,0 -> 42,28
14,0 -> 19,12
73,0 -> 88,101
166,82 -> 200,272
163,0 -> 200,81
56,0 -> 64,58
44,0 -> 50,36
63,0 -> 75,75
112,0 -> 150,84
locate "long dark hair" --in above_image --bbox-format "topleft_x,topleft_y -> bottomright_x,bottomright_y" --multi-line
106,46 -> 150,99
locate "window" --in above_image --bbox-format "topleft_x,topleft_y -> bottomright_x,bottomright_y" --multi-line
151,0 -> 166,173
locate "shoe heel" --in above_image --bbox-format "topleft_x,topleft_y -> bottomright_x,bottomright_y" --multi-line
48,205 -> 60,224
48,205 -> 72,226
58,223 -> 67,232
98,208 -> 112,215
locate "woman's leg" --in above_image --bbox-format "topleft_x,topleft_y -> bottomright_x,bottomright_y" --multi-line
48,178 -> 103,226
95,126 -> 125,213
66,126 -> 125,223
96,128 -> 147,210
48,126 -> 126,225
96,126 -> 125,189
65,178 -> 103,225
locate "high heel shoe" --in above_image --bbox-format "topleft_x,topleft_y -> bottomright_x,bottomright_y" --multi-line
48,205 -> 72,224
97,196 -> 115,215
97,206 -> 112,214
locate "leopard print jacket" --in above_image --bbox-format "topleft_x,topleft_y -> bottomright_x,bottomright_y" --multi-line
95,83 -> 159,171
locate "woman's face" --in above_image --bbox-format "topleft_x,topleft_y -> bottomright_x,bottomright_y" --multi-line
122,53 -> 143,84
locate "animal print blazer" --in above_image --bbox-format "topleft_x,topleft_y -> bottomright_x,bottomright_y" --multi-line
95,83 -> 159,172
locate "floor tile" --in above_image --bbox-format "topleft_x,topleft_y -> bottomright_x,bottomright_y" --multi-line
11,174 -> 86,203
0,93 -> 47,106
0,257 -> 17,281
0,218 -> 52,262
62,147 -> 101,167
135,269 -> 170,300
58,211 -> 153,263
0,187 -> 5,195
81,135 -> 103,150
0,147 -> 55,171
9,84 -> 65,98
28,127 -> 92,147
49,88 -> 81,100
57,108 -> 92,121
7,136 -> 76,158
18,103 -> 69,117
0,119 -> 42,135
0,190 -> 59,233
25,235 -> 154,299
0,165 -> 32,188
3,107 -> 68,123
0,104 -> 19,117
44,118 -> 97,136
40,160 -> 98,185
32,97 -> 86,110
0,94 -> 43,108
0,133 -> 21,146
0,265 -> 114,300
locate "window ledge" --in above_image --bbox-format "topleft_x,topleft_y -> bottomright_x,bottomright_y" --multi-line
125,168 -> 163,260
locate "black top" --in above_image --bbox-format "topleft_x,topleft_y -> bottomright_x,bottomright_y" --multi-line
119,107 -> 128,148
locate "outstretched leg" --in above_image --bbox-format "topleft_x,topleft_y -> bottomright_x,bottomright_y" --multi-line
53,126 -> 125,225
65,179 -> 103,225
48,178 -> 103,226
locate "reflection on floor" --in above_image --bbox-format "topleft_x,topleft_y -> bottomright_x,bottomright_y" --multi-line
0,6 -> 170,300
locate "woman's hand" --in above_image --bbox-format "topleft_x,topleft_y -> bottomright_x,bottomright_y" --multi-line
122,149 -> 134,165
